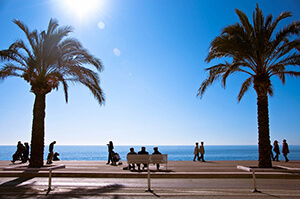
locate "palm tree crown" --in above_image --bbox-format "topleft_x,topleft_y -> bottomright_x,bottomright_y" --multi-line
1,18 -> 104,104
0,19 -> 105,167
197,4 -> 300,168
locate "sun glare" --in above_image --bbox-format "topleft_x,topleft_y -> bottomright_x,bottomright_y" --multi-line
63,0 -> 102,19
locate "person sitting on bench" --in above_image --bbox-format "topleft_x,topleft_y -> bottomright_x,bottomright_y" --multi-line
152,147 -> 162,170
137,146 -> 149,170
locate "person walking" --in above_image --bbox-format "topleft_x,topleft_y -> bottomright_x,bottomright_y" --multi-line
273,140 -> 280,161
22,142 -> 30,163
199,141 -> 206,162
106,141 -> 114,165
193,142 -> 200,161
47,141 -> 56,164
270,142 -> 274,161
282,139 -> 290,162
11,141 -> 25,163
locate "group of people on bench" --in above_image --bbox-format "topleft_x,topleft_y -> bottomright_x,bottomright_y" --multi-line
127,146 -> 161,170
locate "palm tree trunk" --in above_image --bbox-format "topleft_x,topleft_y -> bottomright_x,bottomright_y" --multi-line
256,92 -> 272,168
29,93 -> 46,167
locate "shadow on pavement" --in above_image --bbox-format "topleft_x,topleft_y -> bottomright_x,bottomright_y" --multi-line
129,169 -> 173,173
0,177 -> 34,187
47,184 -> 125,198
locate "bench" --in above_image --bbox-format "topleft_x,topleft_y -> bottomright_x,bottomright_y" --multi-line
126,154 -> 168,191
127,154 -> 168,170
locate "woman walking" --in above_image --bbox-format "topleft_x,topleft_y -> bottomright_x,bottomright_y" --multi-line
193,142 -> 200,161
106,141 -> 114,165
282,139 -> 290,162
199,142 -> 205,162
273,140 -> 280,161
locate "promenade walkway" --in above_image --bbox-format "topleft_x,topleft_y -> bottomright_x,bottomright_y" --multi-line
0,160 -> 299,198
1,160 -> 300,178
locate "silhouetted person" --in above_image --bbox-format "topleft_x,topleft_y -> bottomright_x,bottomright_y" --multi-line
106,141 -> 114,165
127,147 -> 137,170
137,146 -> 149,170
111,151 -> 121,166
193,142 -> 200,161
269,142 -> 274,161
273,140 -> 280,161
199,141 -> 205,162
53,152 -> 60,161
12,141 -> 25,163
282,139 -> 289,162
152,147 -> 162,170
22,142 -> 30,163
47,141 -> 56,164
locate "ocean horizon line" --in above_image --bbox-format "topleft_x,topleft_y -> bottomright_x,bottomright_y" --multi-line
2,144 -> 299,146
1,145 -> 300,161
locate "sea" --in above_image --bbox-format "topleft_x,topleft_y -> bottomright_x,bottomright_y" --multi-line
1,145 -> 300,161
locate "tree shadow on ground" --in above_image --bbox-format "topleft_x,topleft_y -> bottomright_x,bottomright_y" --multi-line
0,177 -> 34,187
0,182 -> 125,199
0,178 -> 126,199
47,184 -> 125,198
0,177 -> 41,199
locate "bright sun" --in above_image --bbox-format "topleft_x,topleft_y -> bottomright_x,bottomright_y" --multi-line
63,0 -> 102,19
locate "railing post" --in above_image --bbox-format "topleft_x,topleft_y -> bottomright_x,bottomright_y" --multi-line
48,169 -> 53,191
146,156 -> 152,192
251,169 -> 260,193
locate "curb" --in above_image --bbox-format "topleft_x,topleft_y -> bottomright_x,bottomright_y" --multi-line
0,171 -> 300,179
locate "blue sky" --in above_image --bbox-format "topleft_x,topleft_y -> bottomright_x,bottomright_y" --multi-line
0,0 -> 299,146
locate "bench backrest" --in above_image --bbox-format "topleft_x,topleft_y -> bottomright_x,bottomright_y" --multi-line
149,154 -> 168,164
127,154 -> 168,164
127,154 -> 150,164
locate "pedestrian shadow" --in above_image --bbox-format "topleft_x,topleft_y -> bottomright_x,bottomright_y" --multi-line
46,184 -> 125,198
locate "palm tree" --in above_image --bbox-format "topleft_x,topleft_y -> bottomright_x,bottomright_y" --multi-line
0,19 -> 105,167
197,4 -> 300,168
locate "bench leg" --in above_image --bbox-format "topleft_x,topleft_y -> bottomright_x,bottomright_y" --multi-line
146,165 -> 152,192
48,169 -> 53,191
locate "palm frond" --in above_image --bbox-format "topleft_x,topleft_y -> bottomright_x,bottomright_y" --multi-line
268,85 -> 274,97
235,8 -> 253,34
238,77 -> 253,102
46,18 -> 59,35
0,63 -> 24,80
0,49 -> 15,61
197,63 -> 227,98
222,62 -> 240,88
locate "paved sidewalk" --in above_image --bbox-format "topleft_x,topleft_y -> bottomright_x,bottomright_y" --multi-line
0,161 -> 300,198
1,160 -> 300,178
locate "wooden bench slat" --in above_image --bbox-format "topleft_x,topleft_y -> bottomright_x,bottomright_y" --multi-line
127,154 -> 168,164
